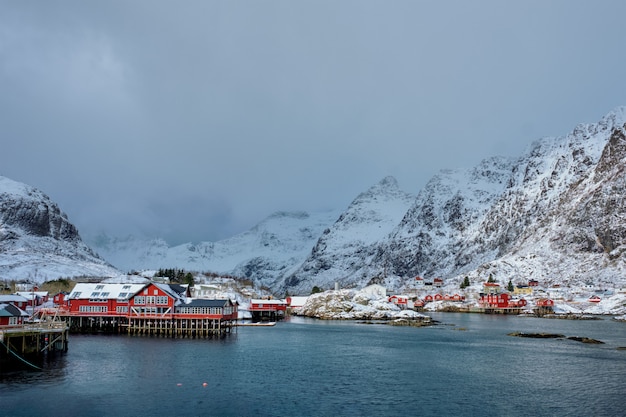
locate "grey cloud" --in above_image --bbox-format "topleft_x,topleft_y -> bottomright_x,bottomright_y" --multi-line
1,1 -> 625,245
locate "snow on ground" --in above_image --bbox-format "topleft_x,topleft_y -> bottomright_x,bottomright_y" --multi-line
297,288 -> 429,320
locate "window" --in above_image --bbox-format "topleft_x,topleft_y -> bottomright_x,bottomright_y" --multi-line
156,296 -> 169,305
101,292 -> 109,298
146,296 -> 156,305
118,292 -> 128,299
9,317 -> 18,325
122,285 -> 131,290
79,306 -> 108,313
95,285 -> 104,290
90,292 -> 100,298
72,292 -> 82,298
116,306 -> 129,313
153,289 -> 158,295
134,296 -> 145,305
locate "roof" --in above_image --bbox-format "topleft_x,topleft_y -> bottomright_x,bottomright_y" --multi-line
179,299 -> 233,308
15,291 -> 48,298
68,283 -> 147,300
250,299 -> 287,305
152,282 -> 187,300
0,294 -> 29,303
0,303 -> 29,317
167,283 -> 189,296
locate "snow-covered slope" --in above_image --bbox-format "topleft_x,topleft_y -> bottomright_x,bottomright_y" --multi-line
281,176 -> 415,294
0,176 -> 120,281
91,210 -> 341,289
5,107 -> 625,297
275,107 -> 626,294
456,108 -> 626,288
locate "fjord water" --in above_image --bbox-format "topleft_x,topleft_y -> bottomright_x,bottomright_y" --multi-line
1,314 -> 625,417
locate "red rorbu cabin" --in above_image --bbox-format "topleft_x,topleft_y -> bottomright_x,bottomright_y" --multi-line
0,303 -> 29,327
249,299 -> 287,322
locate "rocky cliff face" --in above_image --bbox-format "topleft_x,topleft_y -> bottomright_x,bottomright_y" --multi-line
0,176 -> 120,281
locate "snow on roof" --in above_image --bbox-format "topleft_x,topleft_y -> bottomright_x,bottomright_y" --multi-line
0,294 -> 29,303
15,291 -> 48,298
250,299 -> 287,305
68,283 -> 146,300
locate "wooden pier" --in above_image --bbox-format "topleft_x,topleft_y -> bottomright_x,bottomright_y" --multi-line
0,318 -> 69,369
60,314 -> 236,338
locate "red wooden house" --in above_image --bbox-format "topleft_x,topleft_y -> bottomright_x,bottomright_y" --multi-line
535,298 -> 554,307
388,295 -> 409,307
0,303 -> 29,326
479,293 -> 510,308
424,295 -> 434,303
16,291 -> 49,307
249,299 -> 287,322
452,294 -> 465,302
53,291 -> 68,307
0,295 -> 29,310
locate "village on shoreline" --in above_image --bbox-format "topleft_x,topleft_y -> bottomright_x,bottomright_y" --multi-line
2,272 -> 626,329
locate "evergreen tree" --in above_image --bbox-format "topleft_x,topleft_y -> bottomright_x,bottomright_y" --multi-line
184,272 -> 195,286
507,279 -> 514,292
460,276 -> 470,289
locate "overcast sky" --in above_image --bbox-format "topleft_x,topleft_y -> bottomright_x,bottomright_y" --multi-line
1,1 -> 625,245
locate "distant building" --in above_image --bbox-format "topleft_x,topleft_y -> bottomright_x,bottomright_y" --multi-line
514,285 -> 533,295
388,295 -> 409,309
482,282 -> 501,294
286,296 -> 309,313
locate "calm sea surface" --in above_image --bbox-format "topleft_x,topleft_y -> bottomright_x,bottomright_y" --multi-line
1,313 -> 625,417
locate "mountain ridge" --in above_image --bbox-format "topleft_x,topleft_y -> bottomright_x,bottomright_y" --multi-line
1,107 -> 624,294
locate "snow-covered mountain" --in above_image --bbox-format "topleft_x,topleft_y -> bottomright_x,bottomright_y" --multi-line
3,107 -> 625,296
281,176 -> 415,294
91,210 -> 342,289
0,176 -> 120,281
288,107 -> 626,293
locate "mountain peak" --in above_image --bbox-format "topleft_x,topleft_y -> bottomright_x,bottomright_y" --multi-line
0,175 -> 120,281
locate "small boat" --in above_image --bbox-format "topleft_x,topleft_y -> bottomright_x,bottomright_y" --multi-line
588,295 -> 601,303
237,322 -> 276,327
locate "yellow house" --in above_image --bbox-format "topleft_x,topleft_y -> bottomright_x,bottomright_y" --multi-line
514,285 -> 533,295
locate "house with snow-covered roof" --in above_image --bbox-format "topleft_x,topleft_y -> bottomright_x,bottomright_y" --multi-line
0,294 -> 29,310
